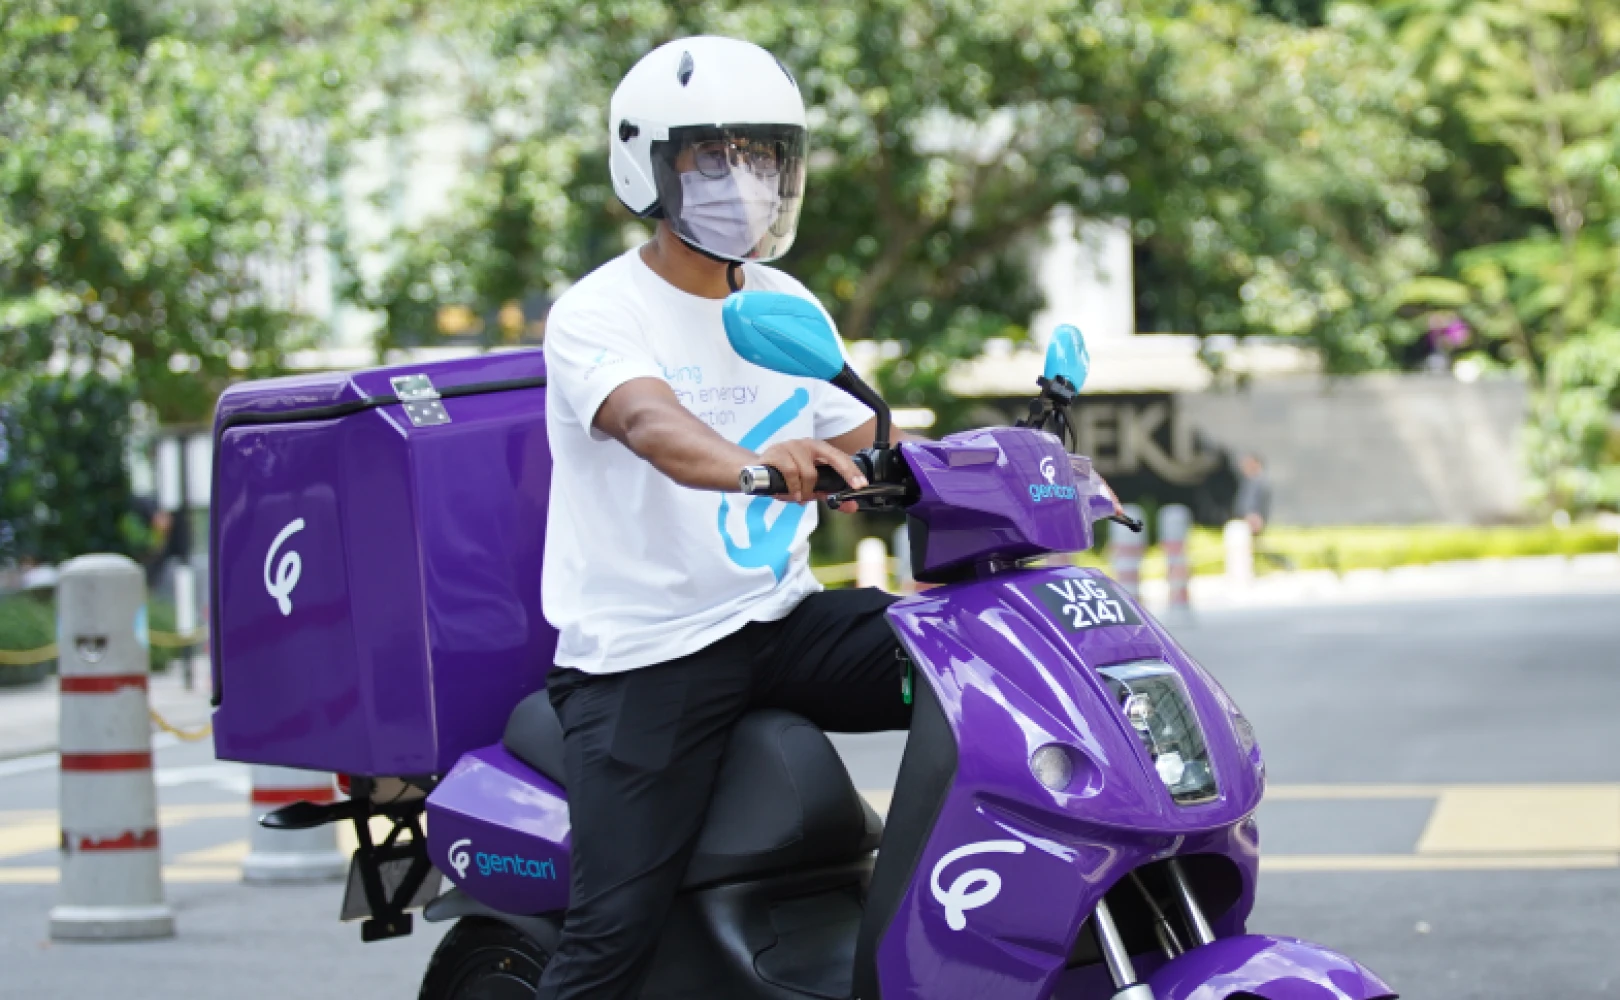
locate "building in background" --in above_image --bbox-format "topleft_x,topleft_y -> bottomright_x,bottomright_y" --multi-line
951,210 -> 1529,526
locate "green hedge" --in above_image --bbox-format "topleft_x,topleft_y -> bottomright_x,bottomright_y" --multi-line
0,594 -> 179,683
1169,524 -> 1620,577
0,594 -> 55,686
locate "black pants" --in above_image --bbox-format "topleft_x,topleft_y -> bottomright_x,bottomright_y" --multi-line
534,588 -> 909,1000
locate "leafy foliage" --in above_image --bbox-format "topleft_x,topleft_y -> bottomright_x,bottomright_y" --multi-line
0,372 -> 146,564
356,0 -> 1441,424
0,0 -> 380,422
1387,0 -> 1620,506
1128,3 -> 1441,371
9,0 -> 1620,530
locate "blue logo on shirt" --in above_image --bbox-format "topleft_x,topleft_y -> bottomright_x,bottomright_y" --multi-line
718,389 -> 811,581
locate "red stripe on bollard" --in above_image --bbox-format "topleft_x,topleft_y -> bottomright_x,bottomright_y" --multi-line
67,829 -> 161,852
242,766 -> 348,884
60,674 -> 149,693
251,786 -> 335,806
60,751 -> 154,772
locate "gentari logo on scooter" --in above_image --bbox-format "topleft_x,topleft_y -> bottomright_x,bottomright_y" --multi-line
1027,455 -> 1077,503
448,838 -> 557,881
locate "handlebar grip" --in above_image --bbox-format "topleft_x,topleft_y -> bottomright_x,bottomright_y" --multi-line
738,465 -> 851,497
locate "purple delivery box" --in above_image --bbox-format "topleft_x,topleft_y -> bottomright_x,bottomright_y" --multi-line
208,352 -> 556,777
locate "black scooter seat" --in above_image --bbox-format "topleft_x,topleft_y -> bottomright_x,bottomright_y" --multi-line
503,691 -> 883,889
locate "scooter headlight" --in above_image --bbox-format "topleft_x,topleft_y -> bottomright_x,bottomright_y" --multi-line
1098,660 -> 1218,805
1030,744 -> 1074,791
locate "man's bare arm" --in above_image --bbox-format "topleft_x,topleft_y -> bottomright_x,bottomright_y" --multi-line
825,417 -> 921,455
594,378 -> 867,502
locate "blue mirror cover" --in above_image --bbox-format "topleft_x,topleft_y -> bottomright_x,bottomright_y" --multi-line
1044,324 -> 1090,391
722,291 -> 845,382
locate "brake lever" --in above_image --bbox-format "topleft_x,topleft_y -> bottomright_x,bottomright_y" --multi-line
826,484 -> 911,509
1107,512 -> 1145,533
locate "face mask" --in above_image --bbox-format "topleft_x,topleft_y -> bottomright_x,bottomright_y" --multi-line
679,168 -> 782,259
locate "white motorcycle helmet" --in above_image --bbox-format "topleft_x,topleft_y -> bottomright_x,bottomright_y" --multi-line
609,36 -> 808,263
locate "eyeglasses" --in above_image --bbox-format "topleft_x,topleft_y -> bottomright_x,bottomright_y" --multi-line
690,138 -> 785,179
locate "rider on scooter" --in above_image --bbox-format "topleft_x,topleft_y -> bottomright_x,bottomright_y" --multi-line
538,35 -> 913,1000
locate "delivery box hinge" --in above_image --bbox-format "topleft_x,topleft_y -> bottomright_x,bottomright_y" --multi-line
390,374 -> 451,427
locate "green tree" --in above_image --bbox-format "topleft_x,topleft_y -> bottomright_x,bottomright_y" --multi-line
0,372 -> 145,564
1388,0 -> 1620,506
0,0 -> 379,423
360,0 -> 1439,423
1127,2 -> 1441,373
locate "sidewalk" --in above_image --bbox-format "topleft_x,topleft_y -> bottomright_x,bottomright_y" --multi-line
1141,552 -> 1620,613
0,668 -> 214,761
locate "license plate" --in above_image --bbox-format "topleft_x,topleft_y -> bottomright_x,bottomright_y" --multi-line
340,855 -> 443,921
1029,575 -> 1141,633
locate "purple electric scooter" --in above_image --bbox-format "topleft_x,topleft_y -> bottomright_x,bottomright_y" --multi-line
208,294 -> 1393,1000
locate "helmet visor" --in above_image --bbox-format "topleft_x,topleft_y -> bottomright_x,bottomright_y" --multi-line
651,125 -> 807,263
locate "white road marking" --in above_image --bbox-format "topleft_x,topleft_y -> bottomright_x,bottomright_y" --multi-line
0,864 -> 242,885
1263,853 -> 1619,873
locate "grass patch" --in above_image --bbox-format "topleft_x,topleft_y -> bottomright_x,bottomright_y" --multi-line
1163,524 -> 1620,578
818,524 -> 1618,583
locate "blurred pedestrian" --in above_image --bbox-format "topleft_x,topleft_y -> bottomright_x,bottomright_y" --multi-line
132,497 -> 177,590
1234,453 -> 1272,537
1234,453 -> 1292,570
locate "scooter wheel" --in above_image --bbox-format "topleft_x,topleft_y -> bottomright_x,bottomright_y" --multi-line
418,917 -> 549,1000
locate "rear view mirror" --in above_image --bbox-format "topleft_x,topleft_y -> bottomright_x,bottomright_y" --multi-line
721,291 -> 845,382
1044,324 -> 1090,392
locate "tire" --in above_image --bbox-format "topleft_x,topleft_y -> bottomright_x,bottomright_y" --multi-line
419,917 -> 549,1000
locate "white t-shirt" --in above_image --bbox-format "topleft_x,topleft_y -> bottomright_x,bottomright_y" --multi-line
541,249 -> 874,674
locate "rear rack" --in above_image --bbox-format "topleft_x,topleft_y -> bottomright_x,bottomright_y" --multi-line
261,776 -> 439,941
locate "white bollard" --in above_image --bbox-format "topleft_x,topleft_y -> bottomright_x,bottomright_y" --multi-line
51,554 -> 175,941
241,766 -> 347,884
855,537 -> 890,592
1107,504 -> 1147,599
1159,505 -> 1195,625
172,562 -> 196,689
1224,519 -> 1254,587
891,524 -> 914,594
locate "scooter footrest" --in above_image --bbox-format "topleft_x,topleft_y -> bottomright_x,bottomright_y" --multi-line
259,799 -> 361,830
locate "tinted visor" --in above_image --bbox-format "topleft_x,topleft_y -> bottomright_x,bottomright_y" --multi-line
650,124 -> 807,263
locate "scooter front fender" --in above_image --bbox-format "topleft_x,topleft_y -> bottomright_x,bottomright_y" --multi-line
1147,935 -> 1395,1000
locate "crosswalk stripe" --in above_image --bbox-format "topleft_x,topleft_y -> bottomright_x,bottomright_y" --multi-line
6,785 -> 1620,877
1417,787 -> 1620,854
1262,853 -> 1620,872
174,840 -> 249,865
0,864 -> 241,885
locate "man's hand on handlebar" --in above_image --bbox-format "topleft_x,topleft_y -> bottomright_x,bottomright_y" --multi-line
754,439 -> 868,505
